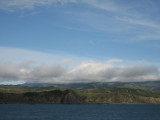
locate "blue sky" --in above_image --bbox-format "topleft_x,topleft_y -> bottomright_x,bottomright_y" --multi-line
0,0 -> 160,84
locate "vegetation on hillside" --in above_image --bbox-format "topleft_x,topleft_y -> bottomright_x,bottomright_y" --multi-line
0,89 -> 84,104
0,82 -> 160,104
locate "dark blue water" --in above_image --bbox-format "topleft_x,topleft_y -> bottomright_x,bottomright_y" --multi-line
0,104 -> 160,120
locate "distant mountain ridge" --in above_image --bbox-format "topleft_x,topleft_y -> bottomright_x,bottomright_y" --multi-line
21,81 -> 160,91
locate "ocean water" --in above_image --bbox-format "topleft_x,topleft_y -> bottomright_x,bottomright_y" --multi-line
0,104 -> 160,120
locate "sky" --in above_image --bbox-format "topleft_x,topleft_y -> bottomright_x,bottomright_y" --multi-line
0,0 -> 160,84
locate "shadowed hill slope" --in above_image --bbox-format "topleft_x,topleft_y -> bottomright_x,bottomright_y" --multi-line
0,89 -> 85,104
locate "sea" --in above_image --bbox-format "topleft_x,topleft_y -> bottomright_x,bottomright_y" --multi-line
0,104 -> 160,120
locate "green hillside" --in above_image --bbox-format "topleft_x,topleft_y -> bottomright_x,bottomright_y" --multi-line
78,88 -> 160,104
0,82 -> 160,104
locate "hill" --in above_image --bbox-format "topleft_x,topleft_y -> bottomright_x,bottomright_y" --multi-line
0,81 -> 160,104
0,89 -> 84,104
21,81 -> 160,91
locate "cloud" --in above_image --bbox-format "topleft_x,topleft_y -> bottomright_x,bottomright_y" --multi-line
0,0 -> 78,11
82,0 -> 119,12
0,47 -> 85,66
0,61 -> 66,83
0,47 -> 159,84
1,0 -> 160,41
65,60 -> 160,83
117,17 -> 160,30
0,0 -> 128,13
0,58 -> 159,84
82,0 -> 160,41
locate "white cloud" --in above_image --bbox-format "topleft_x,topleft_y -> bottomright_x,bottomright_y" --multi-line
0,0 -> 77,11
0,57 -> 159,84
0,47 -> 160,84
65,61 -> 160,83
0,0 -> 127,14
83,0 -> 125,13
83,0 -> 160,41
0,47 -> 85,66
117,16 -> 160,30
1,0 -> 160,40
0,61 -> 66,83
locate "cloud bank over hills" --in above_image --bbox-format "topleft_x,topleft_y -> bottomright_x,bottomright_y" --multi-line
0,47 -> 159,84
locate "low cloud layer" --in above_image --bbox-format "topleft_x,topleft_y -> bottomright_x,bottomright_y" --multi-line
0,60 -> 159,84
0,61 -> 65,84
